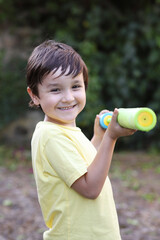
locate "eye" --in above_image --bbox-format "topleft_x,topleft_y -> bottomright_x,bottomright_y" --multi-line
50,88 -> 60,93
72,84 -> 81,89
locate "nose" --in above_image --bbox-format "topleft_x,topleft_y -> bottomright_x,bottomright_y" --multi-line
62,90 -> 74,102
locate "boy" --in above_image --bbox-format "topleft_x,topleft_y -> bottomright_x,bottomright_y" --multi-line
26,40 -> 135,240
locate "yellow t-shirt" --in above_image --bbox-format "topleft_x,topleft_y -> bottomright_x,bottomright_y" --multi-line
31,121 -> 121,240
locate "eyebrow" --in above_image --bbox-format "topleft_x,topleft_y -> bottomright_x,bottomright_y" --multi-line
47,83 -> 60,88
72,79 -> 82,84
47,79 -> 82,87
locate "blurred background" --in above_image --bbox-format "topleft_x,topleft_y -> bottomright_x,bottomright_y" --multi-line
0,1 -> 160,240
0,0 -> 160,152
0,0 -> 160,151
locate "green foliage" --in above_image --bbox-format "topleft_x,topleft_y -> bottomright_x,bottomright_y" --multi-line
0,0 -> 160,149
0,52 -> 29,129
142,193 -> 156,202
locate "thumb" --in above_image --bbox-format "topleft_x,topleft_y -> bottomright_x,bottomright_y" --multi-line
111,108 -> 119,122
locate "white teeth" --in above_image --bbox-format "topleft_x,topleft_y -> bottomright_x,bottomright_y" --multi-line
59,106 -> 74,110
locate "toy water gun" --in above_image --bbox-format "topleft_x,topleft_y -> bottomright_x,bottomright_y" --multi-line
99,107 -> 157,132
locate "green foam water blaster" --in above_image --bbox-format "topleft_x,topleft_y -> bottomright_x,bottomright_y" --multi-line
99,108 -> 157,132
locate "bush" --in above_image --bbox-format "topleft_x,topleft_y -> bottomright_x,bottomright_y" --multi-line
0,0 -> 160,150
0,51 -> 29,129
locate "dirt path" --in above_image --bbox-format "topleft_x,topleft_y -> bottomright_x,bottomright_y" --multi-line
0,152 -> 160,240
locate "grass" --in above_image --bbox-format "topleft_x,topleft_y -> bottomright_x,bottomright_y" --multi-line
142,193 -> 157,202
111,151 -> 160,203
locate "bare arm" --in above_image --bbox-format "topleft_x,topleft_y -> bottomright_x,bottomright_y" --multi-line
71,109 -> 136,199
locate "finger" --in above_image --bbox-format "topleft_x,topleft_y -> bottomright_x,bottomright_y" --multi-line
95,114 -> 100,122
98,109 -> 110,116
94,115 -> 102,127
125,129 -> 137,136
130,129 -> 137,135
111,108 -> 119,122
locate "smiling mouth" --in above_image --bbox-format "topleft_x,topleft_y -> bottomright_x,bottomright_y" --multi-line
58,105 -> 76,110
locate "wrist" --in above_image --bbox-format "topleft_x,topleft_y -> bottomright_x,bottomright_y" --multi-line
92,134 -> 103,143
91,135 -> 103,150
104,130 -> 118,142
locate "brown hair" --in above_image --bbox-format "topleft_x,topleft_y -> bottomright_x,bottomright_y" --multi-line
26,40 -> 88,107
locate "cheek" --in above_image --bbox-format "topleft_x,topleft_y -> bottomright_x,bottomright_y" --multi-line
83,94 -> 86,104
39,96 -> 53,110
80,92 -> 86,106
43,95 -> 57,105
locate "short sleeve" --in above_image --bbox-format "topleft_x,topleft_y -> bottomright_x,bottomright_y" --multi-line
43,133 -> 88,187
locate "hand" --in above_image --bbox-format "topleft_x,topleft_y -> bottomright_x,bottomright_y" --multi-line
106,108 -> 136,140
91,110 -> 111,149
93,109 -> 111,140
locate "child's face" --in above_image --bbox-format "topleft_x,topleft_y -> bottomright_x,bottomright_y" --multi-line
28,68 -> 86,127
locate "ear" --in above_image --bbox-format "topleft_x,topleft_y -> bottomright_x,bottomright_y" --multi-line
27,87 -> 40,106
